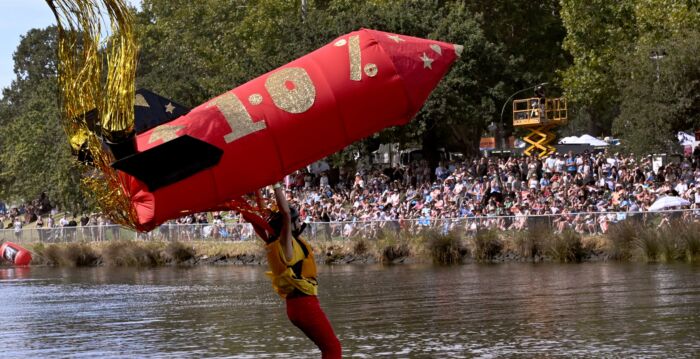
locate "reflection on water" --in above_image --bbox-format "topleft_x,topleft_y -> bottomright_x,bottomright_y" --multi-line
0,263 -> 698,358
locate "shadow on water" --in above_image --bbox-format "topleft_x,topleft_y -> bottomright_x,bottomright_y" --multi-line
0,263 -> 699,358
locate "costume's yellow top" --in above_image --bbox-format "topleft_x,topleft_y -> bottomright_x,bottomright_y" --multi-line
266,236 -> 318,298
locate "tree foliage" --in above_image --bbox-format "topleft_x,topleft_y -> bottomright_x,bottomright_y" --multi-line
559,0 -> 636,135
0,28 -> 84,211
613,28 -> 700,154
560,0 -> 700,148
0,0 -> 586,208
135,0 -> 517,159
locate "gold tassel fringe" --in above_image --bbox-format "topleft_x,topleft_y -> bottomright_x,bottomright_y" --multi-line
46,0 -> 138,228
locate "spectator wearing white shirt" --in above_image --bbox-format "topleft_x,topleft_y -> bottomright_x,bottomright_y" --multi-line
319,172 -> 329,188
554,154 -> 565,174
675,181 -> 688,195
544,153 -> 556,174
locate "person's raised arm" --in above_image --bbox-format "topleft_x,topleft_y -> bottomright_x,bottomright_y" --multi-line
273,183 -> 294,261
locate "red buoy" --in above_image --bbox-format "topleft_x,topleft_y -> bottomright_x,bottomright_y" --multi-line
0,242 -> 32,266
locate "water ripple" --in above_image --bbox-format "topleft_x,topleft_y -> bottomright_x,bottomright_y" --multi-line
0,263 -> 698,357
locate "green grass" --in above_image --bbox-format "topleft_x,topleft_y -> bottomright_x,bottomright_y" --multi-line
666,221 -> 700,262
605,220 -> 638,261
22,222 -> 700,266
31,241 -> 100,266
471,230 -> 503,262
512,227 -> 547,260
376,230 -> 411,264
545,230 -> 584,263
352,237 -> 369,256
425,229 -> 468,265
165,241 -> 196,263
635,229 -> 662,263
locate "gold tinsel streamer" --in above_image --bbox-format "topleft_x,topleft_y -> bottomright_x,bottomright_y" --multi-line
46,0 -> 138,229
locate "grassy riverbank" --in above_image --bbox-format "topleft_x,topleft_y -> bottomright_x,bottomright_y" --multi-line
16,219 -> 700,267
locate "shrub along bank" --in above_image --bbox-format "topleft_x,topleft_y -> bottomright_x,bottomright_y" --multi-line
17,220 -> 700,267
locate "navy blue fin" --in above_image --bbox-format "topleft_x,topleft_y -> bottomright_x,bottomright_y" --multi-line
111,135 -> 223,191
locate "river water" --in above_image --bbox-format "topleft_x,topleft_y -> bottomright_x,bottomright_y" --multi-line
0,263 -> 698,358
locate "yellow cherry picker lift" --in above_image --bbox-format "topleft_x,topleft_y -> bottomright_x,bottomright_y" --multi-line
512,88 -> 567,158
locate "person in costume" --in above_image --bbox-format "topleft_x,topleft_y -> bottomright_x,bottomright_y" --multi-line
265,182 -> 342,358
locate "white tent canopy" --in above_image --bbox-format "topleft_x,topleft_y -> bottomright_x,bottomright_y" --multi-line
558,136 -> 580,144
677,131 -> 696,146
559,134 -> 609,147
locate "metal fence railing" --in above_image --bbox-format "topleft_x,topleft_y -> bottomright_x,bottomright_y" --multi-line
300,209 -> 698,241
1,209 -> 698,244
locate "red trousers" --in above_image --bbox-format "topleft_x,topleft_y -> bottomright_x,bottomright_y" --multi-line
286,295 -> 342,358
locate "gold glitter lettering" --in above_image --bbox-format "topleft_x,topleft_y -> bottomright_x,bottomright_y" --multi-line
265,67 -> 316,114
248,93 -> 263,106
364,63 -> 378,77
207,93 -> 266,143
148,124 -> 185,144
387,34 -> 405,43
348,35 -> 361,81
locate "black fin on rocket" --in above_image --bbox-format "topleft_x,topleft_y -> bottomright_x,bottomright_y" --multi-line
111,135 -> 223,191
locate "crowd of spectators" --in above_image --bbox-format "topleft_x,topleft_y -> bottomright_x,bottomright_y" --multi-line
3,149 -> 700,241
271,149 -> 700,237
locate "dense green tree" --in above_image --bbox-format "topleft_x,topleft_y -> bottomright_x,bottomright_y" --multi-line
135,0 -> 250,106
134,0 -> 508,161
0,28 -> 84,212
559,0 -> 636,135
245,1 -> 508,159
233,0 -> 569,157
612,28 -> 700,154
12,0 -> 700,210
465,0 -> 569,100
560,0 -> 700,142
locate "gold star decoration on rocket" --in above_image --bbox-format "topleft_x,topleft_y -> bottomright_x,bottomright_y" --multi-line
148,124 -> 185,144
165,102 -> 176,114
420,52 -> 434,69
135,94 -> 150,107
387,34 -> 405,43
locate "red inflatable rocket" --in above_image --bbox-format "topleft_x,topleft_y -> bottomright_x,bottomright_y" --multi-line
0,242 -> 32,266
112,29 -> 461,231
